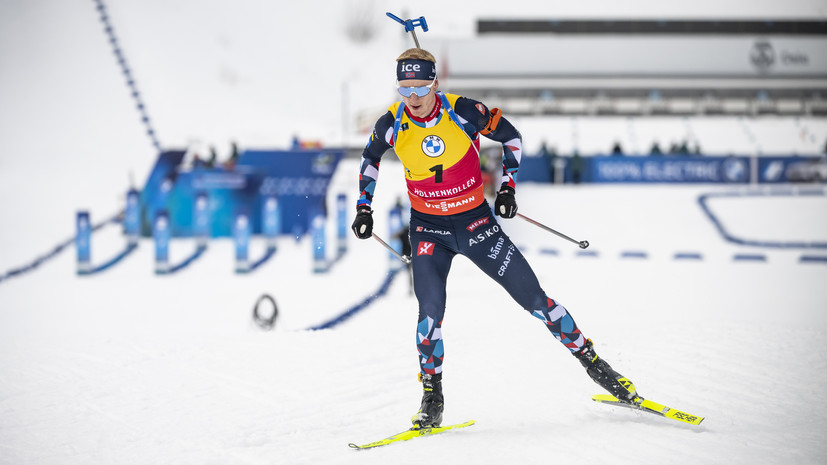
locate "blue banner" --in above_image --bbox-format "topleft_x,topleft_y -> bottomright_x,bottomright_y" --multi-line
336,193 -> 347,255
587,156 -> 750,183
516,155 -> 553,183
139,150 -> 341,239
193,192 -> 210,246
76,211 -> 91,274
388,204 -> 403,270
140,150 -> 185,236
234,213 -> 251,273
757,156 -> 827,183
166,168 -> 257,238
153,210 -> 170,274
124,189 -> 140,244
311,210 -> 327,273
262,196 -> 280,249
242,150 -> 341,238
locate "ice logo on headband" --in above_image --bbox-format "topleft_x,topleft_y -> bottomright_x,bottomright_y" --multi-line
398,60 -> 436,80
401,63 -> 420,79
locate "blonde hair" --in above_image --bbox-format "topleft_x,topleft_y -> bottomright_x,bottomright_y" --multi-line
396,48 -> 436,63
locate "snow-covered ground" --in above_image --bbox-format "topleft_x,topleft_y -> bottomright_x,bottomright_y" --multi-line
1,160 -> 826,464
2,1 -> 827,464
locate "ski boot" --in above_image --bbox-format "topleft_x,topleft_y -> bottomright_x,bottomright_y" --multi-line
411,373 -> 444,428
574,339 -> 640,404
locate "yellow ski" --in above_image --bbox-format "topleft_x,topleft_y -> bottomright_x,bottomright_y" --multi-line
348,420 -> 475,449
592,394 -> 704,426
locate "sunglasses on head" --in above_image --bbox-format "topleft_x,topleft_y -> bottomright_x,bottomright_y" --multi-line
397,77 -> 437,98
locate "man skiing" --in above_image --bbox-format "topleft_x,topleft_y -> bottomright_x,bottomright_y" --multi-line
351,48 -> 638,428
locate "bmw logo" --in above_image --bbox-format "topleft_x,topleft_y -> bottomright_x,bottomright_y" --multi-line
422,135 -> 445,157
750,41 -> 775,72
723,158 -> 748,182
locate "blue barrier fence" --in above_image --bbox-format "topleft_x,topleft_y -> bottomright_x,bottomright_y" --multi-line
0,212 -> 122,285
306,269 -> 402,331
92,0 -> 162,154
698,188 -> 827,249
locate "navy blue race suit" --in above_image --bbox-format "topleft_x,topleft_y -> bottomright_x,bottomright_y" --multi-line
358,92 -> 586,375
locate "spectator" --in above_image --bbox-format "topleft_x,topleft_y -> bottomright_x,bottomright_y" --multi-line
548,145 -> 559,184
537,141 -> 555,183
191,152 -> 207,169
224,141 -> 240,170
207,146 -> 217,168
570,150 -> 583,184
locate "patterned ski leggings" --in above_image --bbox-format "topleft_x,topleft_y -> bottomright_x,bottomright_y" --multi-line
409,202 -> 587,375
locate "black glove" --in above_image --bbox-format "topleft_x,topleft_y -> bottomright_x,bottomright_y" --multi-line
494,186 -> 518,218
351,206 -> 373,239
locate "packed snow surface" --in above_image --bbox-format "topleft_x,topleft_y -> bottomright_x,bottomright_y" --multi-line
2,1 -> 826,464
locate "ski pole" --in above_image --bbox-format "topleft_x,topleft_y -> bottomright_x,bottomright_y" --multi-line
372,233 -> 411,264
516,213 -> 590,249
386,12 -> 428,49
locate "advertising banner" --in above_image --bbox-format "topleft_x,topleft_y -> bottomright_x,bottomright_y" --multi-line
242,150 -> 341,238
140,150 -> 185,236
262,196 -> 280,248
757,156 -> 827,183
336,193 -> 347,255
124,189 -> 140,245
76,211 -> 91,274
311,211 -> 327,273
234,213 -> 251,273
153,210 -> 170,274
140,150 -> 342,239
587,156 -> 751,183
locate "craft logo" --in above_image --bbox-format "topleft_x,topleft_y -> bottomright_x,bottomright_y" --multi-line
498,245 -> 516,276
417,241 -> 435,256
422,135 -> 445,157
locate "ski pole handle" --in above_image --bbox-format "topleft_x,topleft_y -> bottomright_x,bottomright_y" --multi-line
386,13 -> 429,32
386,12 -> 429,48
516,213 -> 590,249
373,233 -> 411,264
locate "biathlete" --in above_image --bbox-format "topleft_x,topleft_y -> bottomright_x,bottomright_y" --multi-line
351,48 -> 639,428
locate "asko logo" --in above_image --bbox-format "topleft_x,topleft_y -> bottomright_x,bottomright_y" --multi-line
417,241 -> 435,256
466,217 -> 489,232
